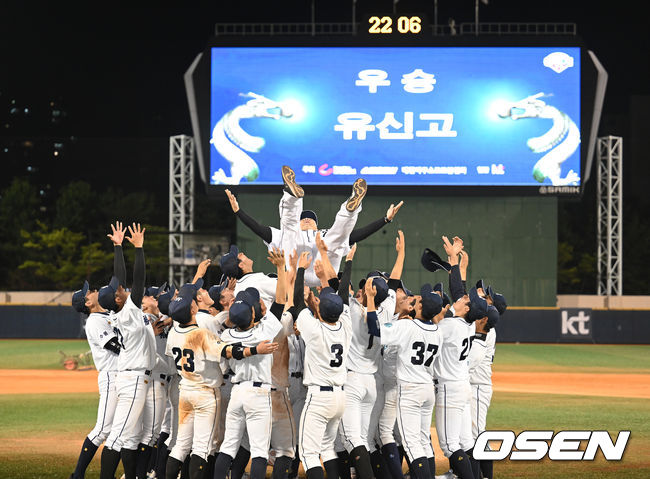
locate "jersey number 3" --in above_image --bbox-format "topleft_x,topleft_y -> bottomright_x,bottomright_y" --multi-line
330,344 -> 344,367
172,347 -> 195,372
411,342 -> 438,366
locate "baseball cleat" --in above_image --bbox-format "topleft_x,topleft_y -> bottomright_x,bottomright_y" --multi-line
282,165 -> 304,198
346,178 -> 367,212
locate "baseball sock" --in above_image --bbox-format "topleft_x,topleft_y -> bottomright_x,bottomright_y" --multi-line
288,448 -> 300,479
449,450 -> 475,479
213,452 -> 233,479
189,453 -> 208,479
155,444 -> 171,479
427,456 -> 436,478
206,453 -> 217,479
181,454 -> 191,479
306,466 -> 325,479
250,456 -> 268,479
408,457 -> 431,479
166,456 -> 184,479
71,437 -> 99,478
467,448 -> 480,479
120,448 -> 138,479
323,458 -> 339,479
136,443 -> 153,479
272,455 -> 293,479
349,446 -> 374,479
99,447 -> 121,479
380,443 -> 404,479
150,432 -> 169,471
370,448 -> 391,479
479,460 -> 492,479
230,447 -> 251,479
336,450 -> 351,479
397,445 -> 411,469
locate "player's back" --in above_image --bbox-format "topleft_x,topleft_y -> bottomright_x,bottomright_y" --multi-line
296,306 -> 352,387
85,311 -> 119,372
381,318 -> 441,384
166,323 -> 226,390
115,296 -> 156,372
469,328 -> 496,386
433,316 -> 475,383
234,272 -> 277,309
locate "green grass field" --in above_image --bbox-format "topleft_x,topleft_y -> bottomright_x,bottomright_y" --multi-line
0,340 -> 648,478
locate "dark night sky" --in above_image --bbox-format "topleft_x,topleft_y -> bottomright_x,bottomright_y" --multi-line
1,1 -> 648,139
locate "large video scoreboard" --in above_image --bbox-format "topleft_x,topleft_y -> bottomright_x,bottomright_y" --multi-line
186,23 -> 606,196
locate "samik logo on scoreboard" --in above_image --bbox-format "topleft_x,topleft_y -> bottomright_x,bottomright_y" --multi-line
473,430 -> 631,461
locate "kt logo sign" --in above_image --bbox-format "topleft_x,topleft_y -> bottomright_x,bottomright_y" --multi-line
561,309 -> 592,338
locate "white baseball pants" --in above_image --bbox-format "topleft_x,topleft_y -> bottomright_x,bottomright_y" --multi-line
139,373 -> 170,446
164,374 -> 181,450
339,371 -> 376,452
88,370 -> 118,446
470,383 -> 493,440
271,387 -> 297,458
299,385 -> 346,471
378,376 -> 400,447
105,370 -> 151,451
395,381 -> 435,462
434,380 -> 473,457
170,386 -> 220,462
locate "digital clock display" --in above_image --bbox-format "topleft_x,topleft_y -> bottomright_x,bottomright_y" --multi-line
367,15 -> 424,35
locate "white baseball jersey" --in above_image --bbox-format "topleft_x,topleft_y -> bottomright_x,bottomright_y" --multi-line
220,311 -> 283,385
296,305 -> 352,387
196,310 -> 226,336
433,317 -> 476,383
165,323 -> 227,390
146,313 -> 176,376
468,329 -> 496,386
271,311 -> 295,389
115,296 -> 156,372
381,319 -> 441,384
346,290 -> 397,374
234,272 -> 277,308
288,334 -> 305,375
85,311 -> 119,372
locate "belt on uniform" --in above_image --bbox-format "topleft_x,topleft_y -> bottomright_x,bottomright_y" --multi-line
433,379 -> 438,385
223,374 -> 230,379
290,372 -> 303,378
126,369 -> 151,376
234,381 -> 277,391
319,385 -> 344,392
160,374 -> 171,381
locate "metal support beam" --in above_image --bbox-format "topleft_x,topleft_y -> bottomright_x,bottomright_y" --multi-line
169,135 -> 195,286
596,136 -> 623,296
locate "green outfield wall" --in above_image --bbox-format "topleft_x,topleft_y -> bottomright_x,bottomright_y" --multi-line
237,194 -> 558,307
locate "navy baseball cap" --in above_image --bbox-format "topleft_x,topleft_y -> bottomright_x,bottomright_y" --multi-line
98,276 -> 119,311
421,249 -> 452,273
300,210 -> 318,225
168,282 -> 202,324
71,281 -> 90,314
398,279 -> 413,297
486,286 -> 508,315
420,283 -> 443,320
486,305 -> 500,329
145,282 -> 168,298
208,283 -> 225,304
467,287 -> 488,322
229,290 -> 256,329
244,287 -> 262,320
318,287 -> 344,323
476,279 -> 487,293
433,282 -> 451,307
220,245 -> 240,278
371,277 -> 389,305
157,285 -> 177,316
366,270 -> 389,280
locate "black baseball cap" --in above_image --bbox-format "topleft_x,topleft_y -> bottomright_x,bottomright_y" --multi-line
220,245 -> 240,278
168,282 -> 202,324
486,304 -> 500,329
433,282 -> 451,307
318,287 -> 344,323
300,210 -> 318,225
145,282 -> 168,298
420,283 -> 443,320
229,290 -> 256,329
467,287 -> 488,322
421,248 -> 452,273
486,286 -> 508,315
157,285 -> 177,316
98,276 -> 119,311
71,281 -> 90,314
245,287 -> 262,320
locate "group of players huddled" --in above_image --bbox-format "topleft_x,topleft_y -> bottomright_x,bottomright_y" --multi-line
69,166 -> 507,479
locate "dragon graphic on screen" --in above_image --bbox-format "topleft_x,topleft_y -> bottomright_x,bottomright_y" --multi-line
498,92 -> 580,186
210,92 -> 293,185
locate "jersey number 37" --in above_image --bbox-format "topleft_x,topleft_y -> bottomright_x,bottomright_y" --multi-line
411,341 -> 438,366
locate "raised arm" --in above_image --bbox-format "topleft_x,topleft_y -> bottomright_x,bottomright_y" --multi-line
459,249 -> 469,292
107,222 -> 127,286
292,252 -> 312,316
267,248 -> 287,319
338,244 -> 356,306
442,235 -> 465,302
365,277 -> 380,337
192,259 -> 211,284
126,223 -> 146,308
388,230 -> 405,290
227,189 -> 273,243
349,201 -> 403,245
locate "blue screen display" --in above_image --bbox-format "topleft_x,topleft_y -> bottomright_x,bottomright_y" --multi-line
210,47 -> 580,187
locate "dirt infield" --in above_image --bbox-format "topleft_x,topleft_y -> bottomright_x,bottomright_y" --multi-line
1,369 -> 649,398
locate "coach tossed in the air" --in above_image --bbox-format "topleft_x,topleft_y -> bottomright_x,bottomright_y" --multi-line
224,164 -> 403,287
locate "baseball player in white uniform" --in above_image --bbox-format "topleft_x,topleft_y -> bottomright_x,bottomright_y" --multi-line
69,281 -> 120,479
164,280 -> 277,479
369,284 -> 445,479
98,223 -> 156,479
291,248 -> 354,479
213,248 -> 288,479
338,232 -> 404,479
287,331 -> 307,479
220,244 -> 278,308
225,165 -> 404,288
